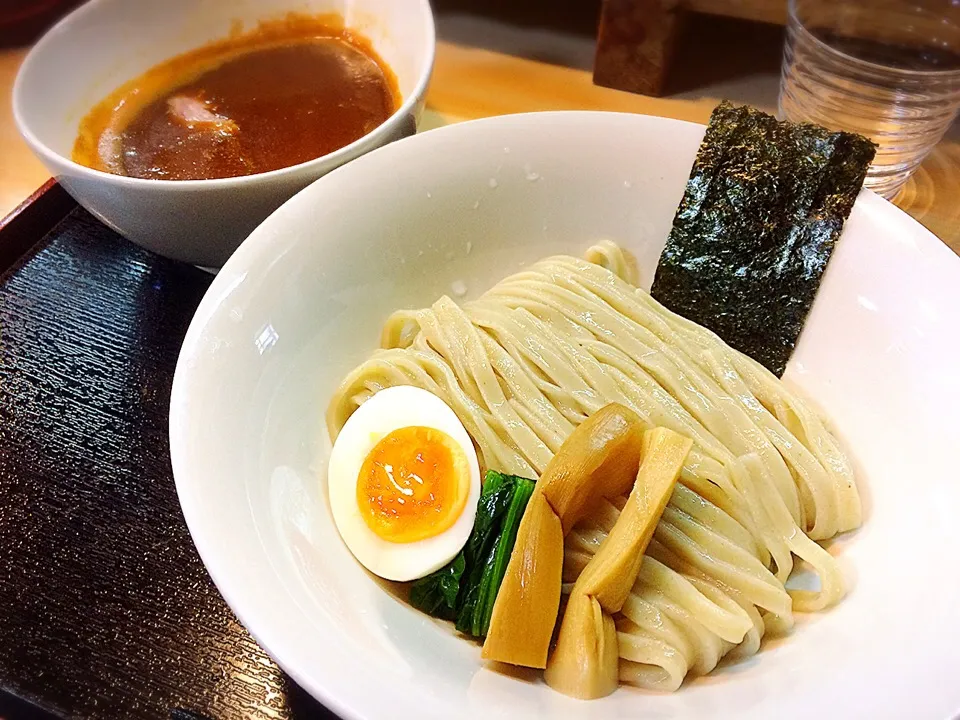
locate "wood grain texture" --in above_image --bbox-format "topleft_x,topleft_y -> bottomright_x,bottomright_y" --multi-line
428,41 -> 717,122
892,136 -> 960,246
0,47 -> 49,219
0,212 -> 336,720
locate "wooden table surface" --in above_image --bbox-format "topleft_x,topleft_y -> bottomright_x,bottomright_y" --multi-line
3,41 -> 959,254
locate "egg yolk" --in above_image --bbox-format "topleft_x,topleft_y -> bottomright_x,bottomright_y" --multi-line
357,426 -> 470,543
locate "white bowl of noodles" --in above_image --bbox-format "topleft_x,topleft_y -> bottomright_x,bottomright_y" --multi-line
170,112 -> 960,720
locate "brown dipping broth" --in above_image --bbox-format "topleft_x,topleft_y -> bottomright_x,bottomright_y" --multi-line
73,15 -> 401,181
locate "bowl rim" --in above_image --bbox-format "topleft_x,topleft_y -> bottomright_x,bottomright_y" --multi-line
169,111 -> 703,719
11,0 -> 436,189
170,109 -> 960,719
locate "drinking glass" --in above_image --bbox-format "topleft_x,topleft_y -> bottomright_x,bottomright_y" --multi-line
779,0 -> 960,198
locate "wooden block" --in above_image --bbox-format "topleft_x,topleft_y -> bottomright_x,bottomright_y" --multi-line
593,0 -> 686,97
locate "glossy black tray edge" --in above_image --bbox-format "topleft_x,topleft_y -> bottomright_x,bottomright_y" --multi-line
0,180 -> 77,276
1,181 -> 79,720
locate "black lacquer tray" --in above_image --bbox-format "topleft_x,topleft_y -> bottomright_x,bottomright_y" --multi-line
0,182 -> 336,720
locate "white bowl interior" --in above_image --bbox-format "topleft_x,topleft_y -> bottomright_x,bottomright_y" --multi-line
171,112 -> 960,720
17,0 -> 432,158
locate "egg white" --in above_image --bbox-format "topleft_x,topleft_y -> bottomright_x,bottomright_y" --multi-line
327,385 -> 481,582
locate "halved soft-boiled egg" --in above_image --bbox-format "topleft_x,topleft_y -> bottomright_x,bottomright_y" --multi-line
328,385 -> 481,581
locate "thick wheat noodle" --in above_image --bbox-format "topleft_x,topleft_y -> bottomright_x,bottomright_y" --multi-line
617,605 -> 694,673
326,242 -> 861,691
567,498 -> 789,689
612,248 -> 861,535
486,277 -> 806,527
501,256 -> 858,538
553,250 -> 860,537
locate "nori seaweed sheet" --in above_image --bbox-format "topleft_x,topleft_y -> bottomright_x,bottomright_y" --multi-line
650,101 -> 876,376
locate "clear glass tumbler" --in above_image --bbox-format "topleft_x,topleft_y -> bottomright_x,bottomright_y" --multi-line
779,0 -> 960,198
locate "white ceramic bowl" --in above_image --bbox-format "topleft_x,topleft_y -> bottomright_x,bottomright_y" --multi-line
170,112 -> 960,720
13,0 -> 434,267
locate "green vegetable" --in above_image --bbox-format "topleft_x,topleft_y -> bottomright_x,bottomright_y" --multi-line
409,470 -> 536,637
408,553 -> 463,620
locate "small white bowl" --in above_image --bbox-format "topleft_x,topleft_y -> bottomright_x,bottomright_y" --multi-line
13,0 -> 434,267
170,112 -> 960,720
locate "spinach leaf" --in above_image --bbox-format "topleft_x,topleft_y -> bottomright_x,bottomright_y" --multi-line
409,470 -> 535,638
469,474 -> 535,637
408,553 -> 464,620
